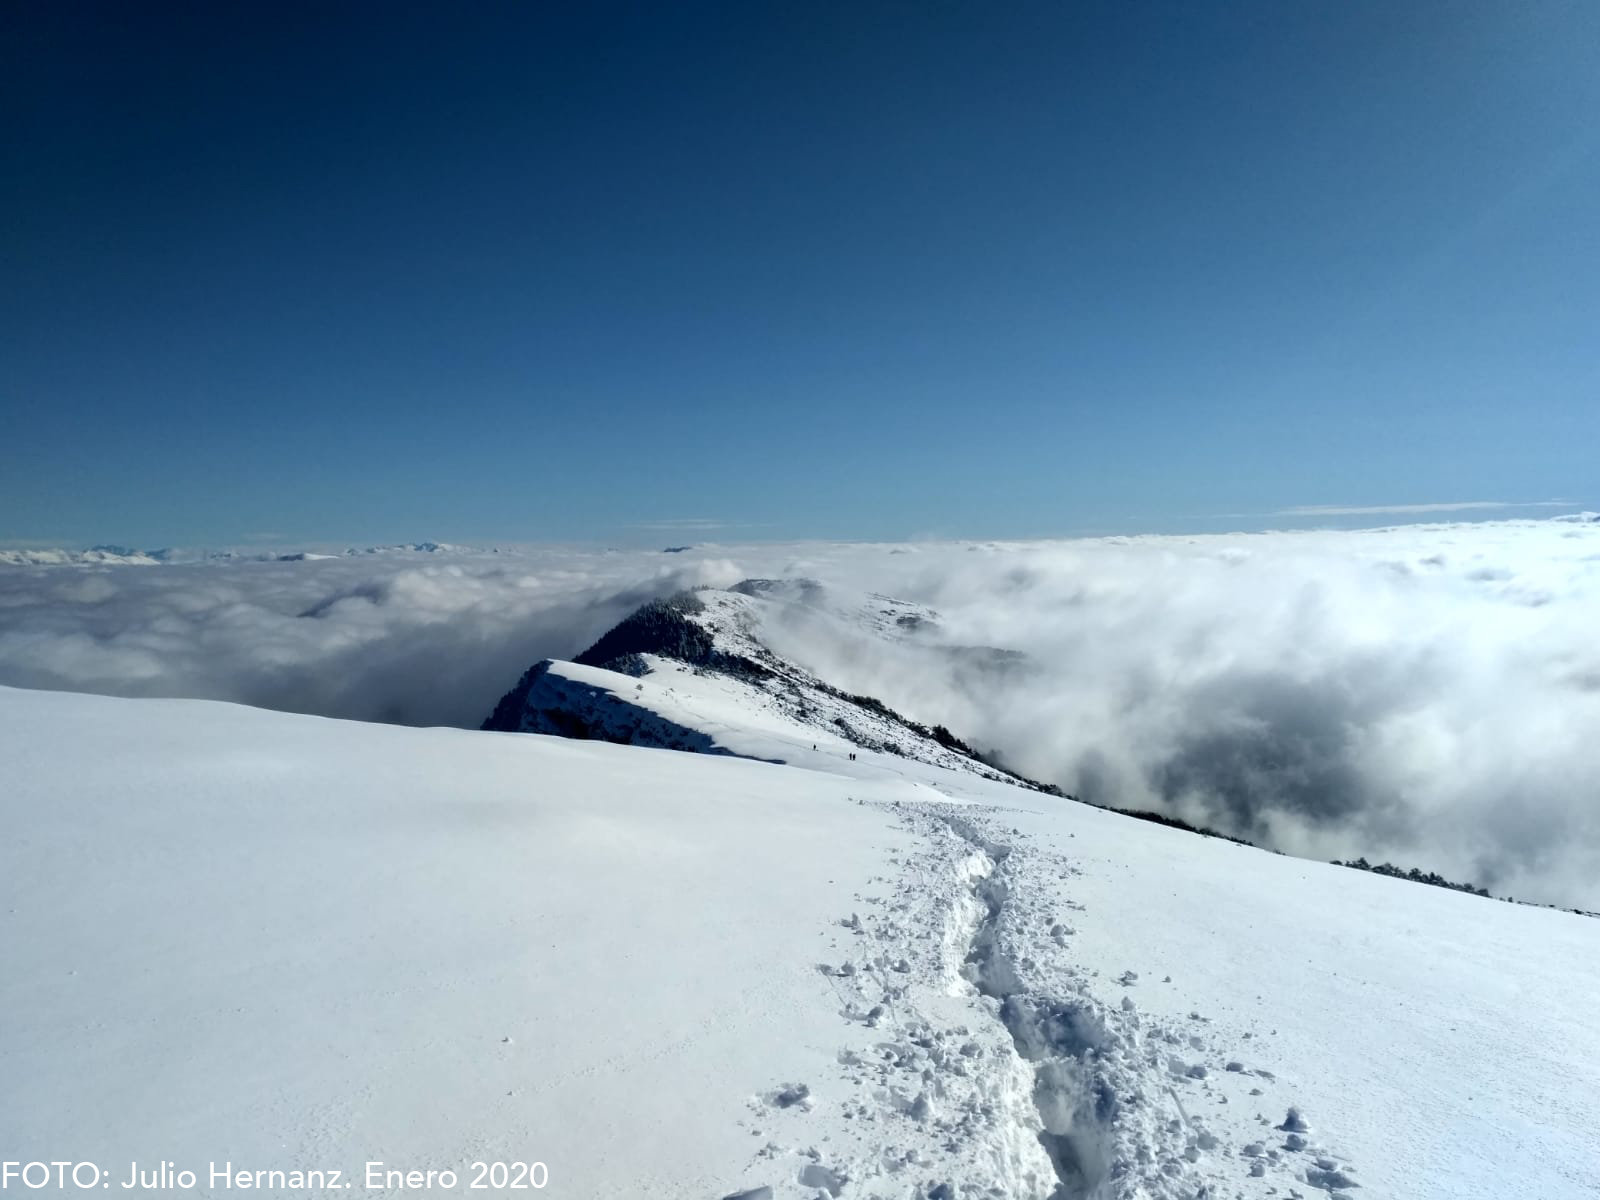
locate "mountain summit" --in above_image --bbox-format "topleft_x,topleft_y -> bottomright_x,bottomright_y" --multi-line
482,581 -> 1059,792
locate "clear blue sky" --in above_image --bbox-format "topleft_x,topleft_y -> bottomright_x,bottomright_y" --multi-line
3,2 -> 1595,547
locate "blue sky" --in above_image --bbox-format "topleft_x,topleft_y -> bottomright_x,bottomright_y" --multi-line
3,2 -> 1595,547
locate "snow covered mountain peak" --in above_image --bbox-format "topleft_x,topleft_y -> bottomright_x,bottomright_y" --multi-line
482,581 -> 1057,793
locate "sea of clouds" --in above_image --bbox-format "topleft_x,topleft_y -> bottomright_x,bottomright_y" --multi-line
0,548 -> 747,728
3,517 -> 1598,908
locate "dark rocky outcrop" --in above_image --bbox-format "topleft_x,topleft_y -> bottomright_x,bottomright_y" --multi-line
573,591 -> 774,682
482,660 -> 555,733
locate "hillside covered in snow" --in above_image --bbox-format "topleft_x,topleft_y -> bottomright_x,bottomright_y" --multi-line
5,671 -> 1598,1199
482,580 -> 1051,794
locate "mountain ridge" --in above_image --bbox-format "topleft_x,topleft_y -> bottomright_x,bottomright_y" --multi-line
482,581 -> 1067,795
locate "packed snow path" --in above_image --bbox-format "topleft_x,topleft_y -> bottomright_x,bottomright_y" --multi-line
3,687 -> 1598,1198
726,804 -> 1377,1200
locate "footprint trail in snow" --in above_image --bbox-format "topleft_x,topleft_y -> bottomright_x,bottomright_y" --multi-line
729,801 -> 1367,1200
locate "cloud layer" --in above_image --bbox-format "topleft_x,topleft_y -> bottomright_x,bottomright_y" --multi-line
754,518 -> 1600,908
2,517 -> 1598,908
0,550 -> 744,728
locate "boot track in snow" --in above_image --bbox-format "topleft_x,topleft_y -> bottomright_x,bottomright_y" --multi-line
943,815 -> 1117,1200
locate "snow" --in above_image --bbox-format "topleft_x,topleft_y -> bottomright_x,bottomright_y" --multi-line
0,546 -> 163,566
969,795 -> 1600,1198
501,654 -> 993,778
0,687 -> 923,1197
489,584 -> 1038,788
4,681 -> 1599,1198
0,542 -> 472,567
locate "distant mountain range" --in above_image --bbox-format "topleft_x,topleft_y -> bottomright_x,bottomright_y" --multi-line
0,541 -> 473,566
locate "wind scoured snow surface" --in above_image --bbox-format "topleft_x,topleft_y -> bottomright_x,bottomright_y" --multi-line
3,684 -> 1598,1198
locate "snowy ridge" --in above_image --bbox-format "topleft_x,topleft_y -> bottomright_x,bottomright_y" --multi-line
480,659 -> 764,758
483,583 -> 1053,791
0,545 -> 165,566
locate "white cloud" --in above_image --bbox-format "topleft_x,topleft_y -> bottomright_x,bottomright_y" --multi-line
742,520 -> 1600,909
0,550 -> 740,729
2,519 -> 1599,909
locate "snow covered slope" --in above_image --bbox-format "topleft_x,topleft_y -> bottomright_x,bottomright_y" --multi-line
0,686 -> 930,1198
5,683 -> 1598,1198
483,583 -> 1051,792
